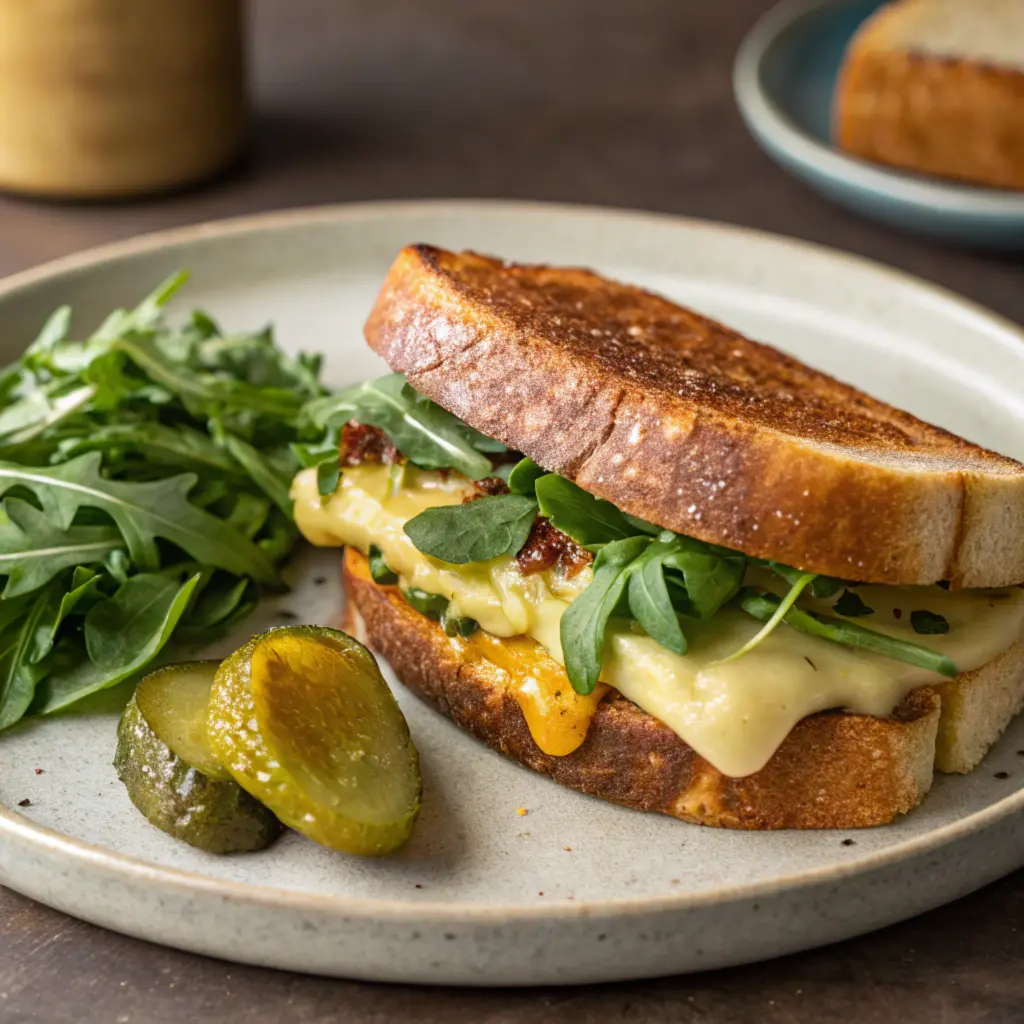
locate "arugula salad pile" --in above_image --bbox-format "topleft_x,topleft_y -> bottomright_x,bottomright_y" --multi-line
311,372 -> 959,693
0,274 -> 323,730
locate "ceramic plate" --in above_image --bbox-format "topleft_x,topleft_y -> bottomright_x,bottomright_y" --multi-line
2,200 -> 1024,986
734,0 -> 1024,249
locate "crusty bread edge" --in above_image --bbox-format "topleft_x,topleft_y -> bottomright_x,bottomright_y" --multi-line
363,245 -> 1024,588
343,548 -> 940,830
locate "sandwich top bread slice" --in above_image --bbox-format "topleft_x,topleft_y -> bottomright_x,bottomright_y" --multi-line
291,246 -> 1024,829
365,245 -> 1024,588
834,0 -> 1024,190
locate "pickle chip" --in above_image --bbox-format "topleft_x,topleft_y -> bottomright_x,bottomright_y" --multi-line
207,625 -> 421,856
115,661 -> 282,854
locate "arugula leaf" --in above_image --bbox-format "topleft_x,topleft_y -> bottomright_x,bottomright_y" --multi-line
0,452 -> 277,582
0,274 -> 320,729
560,536 -> 650,695
627,542 -> 687,655
115,335 -> 304,426
507,457 -> 545,496
623,512 -> 662,537
55,422 -> 241,477
911,610 -> 949,635
0,381 -> 95,446
664,537 -> 746,620
404,494 -> 538,564
218,432 -> 295,516
401,586 -> 450,620
718,573 -> 816,666
224,491 -> 272,540
534,474 -> 635,547
307,374 -> 494,480
256,507 -> 297,566
31,572 -> 201,715
0,583 -> 61,729
94,271 -> 190,342
29,568 -> 103,666
764,560 -> 846,599
0,497 -> 122,597
176,574 -> 251,643
317,458 -> 340,497
834,589 -> 874,618
369,546 -> 398,584
739,591 -> 957,678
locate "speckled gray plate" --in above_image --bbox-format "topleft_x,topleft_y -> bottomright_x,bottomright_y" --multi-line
2,201 -> 1024,986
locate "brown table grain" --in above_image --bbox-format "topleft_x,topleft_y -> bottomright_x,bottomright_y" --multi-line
2,2 -> 1023,1021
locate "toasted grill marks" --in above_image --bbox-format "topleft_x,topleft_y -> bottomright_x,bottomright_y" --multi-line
343,548 -> 938,829
364,245 -> 1024,587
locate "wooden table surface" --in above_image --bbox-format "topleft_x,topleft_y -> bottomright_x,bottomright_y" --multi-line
2,1 -> 1023,1020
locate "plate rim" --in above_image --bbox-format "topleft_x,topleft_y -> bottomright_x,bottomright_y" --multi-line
733,0 -> 1024,218
2,196 -> 1024,924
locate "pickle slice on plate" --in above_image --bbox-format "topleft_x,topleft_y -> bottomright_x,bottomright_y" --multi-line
115,661 -> 283,854
208,625 -> 421,856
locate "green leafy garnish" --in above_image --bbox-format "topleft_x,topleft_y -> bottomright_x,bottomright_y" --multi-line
440,606 -> 478,638
316,458 -> 340,498
0,454 -> 277,581
664,537 -> 745,620
911,610 -> 950,635
0,273 -> 324,729
834,589 -> 874,618
717,573 -> 816,666
0,497 -> 122,598
368,546 -> 398,585
304,373 -> 497,480
560,537 -> 650,695
534,474 -> 635,547
627,541 -> 688,655
507,457 -> 546,496
763,560 -> 846,599
404,494 -> 538,564
739,591 -> 958,678
401,586 -> 450,620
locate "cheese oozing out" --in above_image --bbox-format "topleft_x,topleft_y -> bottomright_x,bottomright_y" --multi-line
292,465 -> 1024,778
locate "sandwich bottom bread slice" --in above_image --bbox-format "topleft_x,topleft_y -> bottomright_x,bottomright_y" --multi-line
342,547 -> 942,830
292,246 -> 1024,830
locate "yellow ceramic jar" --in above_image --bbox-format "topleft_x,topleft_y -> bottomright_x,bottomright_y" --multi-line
0,0 -> 246,198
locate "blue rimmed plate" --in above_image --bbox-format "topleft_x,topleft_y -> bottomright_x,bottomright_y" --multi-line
734,0 -> 1024,249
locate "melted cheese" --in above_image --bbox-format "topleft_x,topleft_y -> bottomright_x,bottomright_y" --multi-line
293,465 -> 1024,777
458,631 -> 609,757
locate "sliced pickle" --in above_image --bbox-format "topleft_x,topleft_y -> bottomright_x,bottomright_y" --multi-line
207,625 -> 421,856
115,662 -> 282,854
135,661 -> 231,780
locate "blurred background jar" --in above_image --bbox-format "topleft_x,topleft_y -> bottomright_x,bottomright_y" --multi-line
0,0 -> 246,199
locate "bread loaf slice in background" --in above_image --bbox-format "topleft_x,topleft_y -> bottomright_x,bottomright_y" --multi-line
834,0 -> 1024,190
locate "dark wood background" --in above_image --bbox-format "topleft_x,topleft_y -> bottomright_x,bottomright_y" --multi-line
2,1 -> 1023,1020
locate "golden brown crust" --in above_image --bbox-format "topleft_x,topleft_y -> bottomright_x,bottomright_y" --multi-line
364,245 -> 1024,587
343,549 -> 939,830
835,11 -> 1024,191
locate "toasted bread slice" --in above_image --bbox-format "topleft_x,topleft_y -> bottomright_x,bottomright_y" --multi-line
343,548 -> 944,829
834,0 -> 1024,191
364,246 -> 1024,588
